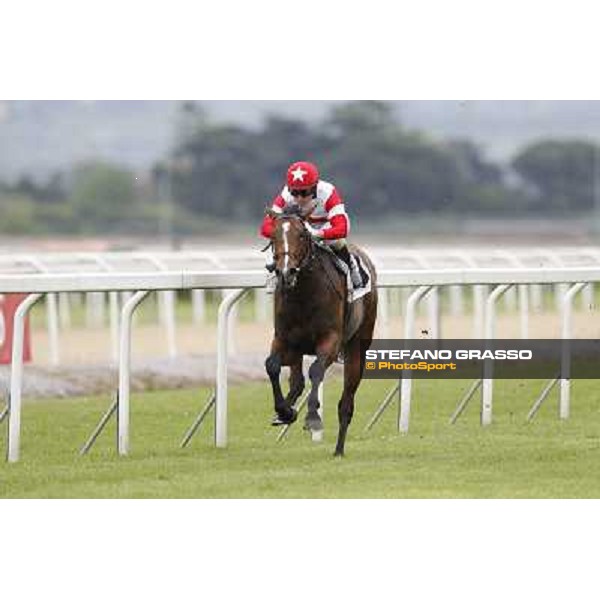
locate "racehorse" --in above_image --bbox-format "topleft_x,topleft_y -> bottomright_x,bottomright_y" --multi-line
264,204 -> 378,456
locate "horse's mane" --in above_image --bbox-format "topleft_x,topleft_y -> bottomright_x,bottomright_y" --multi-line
281,204 -> 304,218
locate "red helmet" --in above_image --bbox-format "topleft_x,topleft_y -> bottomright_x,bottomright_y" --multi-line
286,161 -> 319,189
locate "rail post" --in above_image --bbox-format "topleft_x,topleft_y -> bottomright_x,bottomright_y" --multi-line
117,290 -> 151,456
7,293 -> 44,463
481,284 -> 512,426
398,285 -> 433,433
215,288 -> 250,448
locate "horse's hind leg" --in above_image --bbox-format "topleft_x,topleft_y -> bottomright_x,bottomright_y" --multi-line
334,336 -> 363,456
335,300 -> 377,456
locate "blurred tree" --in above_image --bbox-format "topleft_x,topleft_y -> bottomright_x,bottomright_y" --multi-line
8,173 -> 66,203
68,161 -> 138,231
322,102 -> 466,215
326,101 -> 397,138
161,101 -> 600,227
0,195 -> 37,233
173,101 -> 209,149
12,176 -> 38,200
42,172 -> 68,203
512,140 -> 598,211
447,140 -> 503,185
5,102 -> 600,238
172,123 -> 261,219
254,115 -> 331,200
167,100 -> 530,223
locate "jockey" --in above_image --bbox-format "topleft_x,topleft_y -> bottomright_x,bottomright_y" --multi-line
260,160 -> 364,291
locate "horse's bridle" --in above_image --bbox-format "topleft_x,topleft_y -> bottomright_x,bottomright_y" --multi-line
267,217 -> 344,300
272,217 -> 316,278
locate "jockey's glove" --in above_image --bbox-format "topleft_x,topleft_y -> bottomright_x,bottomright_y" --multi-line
305,223 -> 324,239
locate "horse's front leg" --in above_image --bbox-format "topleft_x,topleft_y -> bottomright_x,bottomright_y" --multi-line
266,342 -> 297,426
285,356 -> 305,408
304,331 -> 340,432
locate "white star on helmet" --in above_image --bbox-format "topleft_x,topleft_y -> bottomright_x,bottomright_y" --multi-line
291,167 -> 308,182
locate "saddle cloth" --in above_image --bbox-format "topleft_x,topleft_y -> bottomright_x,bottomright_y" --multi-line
330,252 -> 372,303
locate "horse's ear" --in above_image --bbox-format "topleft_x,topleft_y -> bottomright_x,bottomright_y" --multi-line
265,207 -> 279,218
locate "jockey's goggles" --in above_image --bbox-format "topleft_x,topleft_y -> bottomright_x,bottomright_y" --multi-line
290,186 -> 316,198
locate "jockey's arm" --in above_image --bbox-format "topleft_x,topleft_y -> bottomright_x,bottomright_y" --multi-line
317,189 -> 350,240
320,212 -> 349,240
259,194 -> 285,238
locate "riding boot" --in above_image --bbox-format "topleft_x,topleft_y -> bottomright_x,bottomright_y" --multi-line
336,245 -> 363,288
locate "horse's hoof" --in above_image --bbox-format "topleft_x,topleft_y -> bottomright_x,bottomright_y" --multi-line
333,449 -> 345,458
271,408 -> 297,426
303,415 -> 323,432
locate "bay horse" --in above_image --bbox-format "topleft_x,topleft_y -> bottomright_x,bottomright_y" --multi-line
264,205 -> 378,456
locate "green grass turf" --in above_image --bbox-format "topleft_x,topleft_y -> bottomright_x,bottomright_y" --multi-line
2,377 -> 600,498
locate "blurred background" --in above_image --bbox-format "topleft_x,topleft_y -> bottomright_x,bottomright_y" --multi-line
2,99 -> 600,248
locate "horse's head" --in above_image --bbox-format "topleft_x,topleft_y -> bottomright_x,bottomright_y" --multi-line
268,205 -> 314,290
